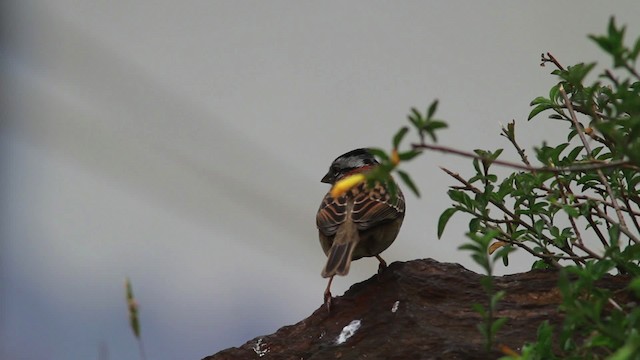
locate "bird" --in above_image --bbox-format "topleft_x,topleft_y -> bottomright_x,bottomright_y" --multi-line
316,148 -> 405,311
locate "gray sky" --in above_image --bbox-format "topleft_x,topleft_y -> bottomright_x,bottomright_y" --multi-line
2,2 -> 639,359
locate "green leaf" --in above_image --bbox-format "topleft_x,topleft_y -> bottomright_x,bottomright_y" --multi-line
407,108 -> 424,130
549,84 -> 561,103
393,126 -> 409,148
528,104 -> 554,120
487,174 -> 499,183
471,303 -> 486,316
589,17 -> 627,67
423,120 -> 448,132
386,176 -> 398,200
491,317 -> 508,335
125,277 -> 141,339
532,259 -> 552,270
608,344 -> 636,360
530,96 -> 551,106
367,147 -> 390,161
398,150 -> 422,161
629,277 -> 640,296
490,148 -> 504,161
528,97 -> 555,120
469,218 -> 481,233
448,189 -> 464,202
559,62 -> 597,85
565,145 -> 585,163
472,158 -> 482,175
491,290 -> 506,305
496,176 -> 514,199
427,99 -> 439,119
448,189 -> 474,210
494,245 -> 514,265
562,205 -> 580,218
397,170 -> 420,197
550,143 -> 569,163
438,208 -> 458,239
534,220 -> 545,235
632,36 -> 640,60
424,120 -> 448,142
459,243 -> 481,253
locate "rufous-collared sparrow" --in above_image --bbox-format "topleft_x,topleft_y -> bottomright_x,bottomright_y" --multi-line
316,148 -> 405,311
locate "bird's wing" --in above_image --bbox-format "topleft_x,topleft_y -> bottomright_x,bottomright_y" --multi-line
351,181 -> 405,230
316,191 -> 347,236
316,181 -> 404,235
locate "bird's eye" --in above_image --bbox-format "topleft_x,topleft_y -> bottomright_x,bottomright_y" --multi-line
331,165 -> 340,173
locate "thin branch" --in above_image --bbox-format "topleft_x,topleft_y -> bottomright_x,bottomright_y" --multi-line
571,241 -> 603,260
558,84 -> 633,242
493,234 -> 563,269
541,52 -> 565,71
586,214 -> 611,249
592,207 -> 640,244
621,189 -> 640,234
604,69 -> 621,87
413,143 -> 636,173
554,176 -> 586,249
442,167 -> 586,263
480,213 -> 589,264
500,121 -> 532,167
624,63 -> 640,81
570,194 -> 640,217
559,182 -> 614,251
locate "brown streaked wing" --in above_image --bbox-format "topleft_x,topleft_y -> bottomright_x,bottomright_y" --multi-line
316,192 -> 347,236
351,182 -> 405,230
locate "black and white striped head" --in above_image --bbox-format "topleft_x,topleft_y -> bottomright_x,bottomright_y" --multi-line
321,148 -> 379,184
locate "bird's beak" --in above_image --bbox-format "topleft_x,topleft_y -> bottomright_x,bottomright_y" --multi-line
321,171 -> 334,184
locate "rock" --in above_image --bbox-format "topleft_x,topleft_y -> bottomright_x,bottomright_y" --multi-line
203,258 -> 631,360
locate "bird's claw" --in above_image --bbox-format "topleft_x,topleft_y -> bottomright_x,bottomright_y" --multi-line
324,292 -> 333,312
376,255 -> 387,276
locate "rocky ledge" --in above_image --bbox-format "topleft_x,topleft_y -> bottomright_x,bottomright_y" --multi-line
204,258 -> 631,360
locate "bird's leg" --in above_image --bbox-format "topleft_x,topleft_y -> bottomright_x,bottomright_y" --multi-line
375,255 -> 387,275
324,275 -> 334,312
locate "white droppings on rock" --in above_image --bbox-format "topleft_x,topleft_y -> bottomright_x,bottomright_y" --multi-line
252,338 -> 269,357
391,300 -> 400,313
335,320 -> 362,345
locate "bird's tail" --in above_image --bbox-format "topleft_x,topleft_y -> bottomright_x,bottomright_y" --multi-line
321,220 -> 359,278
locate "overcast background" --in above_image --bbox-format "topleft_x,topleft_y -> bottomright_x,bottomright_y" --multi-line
2,2 -> 639,359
